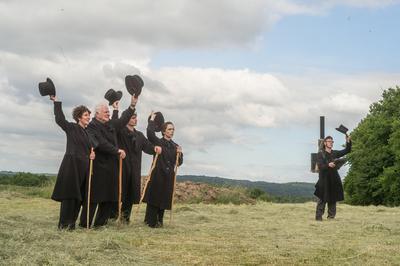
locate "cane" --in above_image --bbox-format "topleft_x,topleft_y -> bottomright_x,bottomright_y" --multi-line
170,152 -> 181,224
135,153 -> 159,217
87,148 -> 94,229
117,156 -> 123,223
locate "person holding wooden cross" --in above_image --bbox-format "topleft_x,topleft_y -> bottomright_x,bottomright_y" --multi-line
315,132 -> 351,221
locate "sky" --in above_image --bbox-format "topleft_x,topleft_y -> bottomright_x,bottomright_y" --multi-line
0,0 -> 399,183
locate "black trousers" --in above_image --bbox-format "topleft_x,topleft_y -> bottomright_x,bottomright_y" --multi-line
109,202 -> 118,219
144,204 -> 165,228
58,199 -> 81,230
79,202 -> 96,228
109,201 -> 135,223
316,198 -> 337,219
79,202 -> 113,228
122,202 -> 133,223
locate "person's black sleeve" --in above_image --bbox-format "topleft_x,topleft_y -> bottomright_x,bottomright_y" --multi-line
147,120 -> 162,146
87,123 -> 119,155
335,140 -> 352,158
111,110 -> 119,120
54,101 -> 73,132
178,152 -> 183,166
109,106 -> 135,130
139,132 -> 155,155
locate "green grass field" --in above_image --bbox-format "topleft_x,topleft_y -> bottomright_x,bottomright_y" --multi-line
1,188 -> 400,265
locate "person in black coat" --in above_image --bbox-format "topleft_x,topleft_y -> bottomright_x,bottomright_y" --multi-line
110,110 -> 162,223
78,95 -> 137,228
49,95 -> 95,230
315,134 -> 351,221
143,111 -> 183,228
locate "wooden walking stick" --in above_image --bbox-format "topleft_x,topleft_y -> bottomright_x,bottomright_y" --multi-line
87,148 -> 94,229
117,156 -> 123,223
135,153 -> 159,217
170,152 -> 181,224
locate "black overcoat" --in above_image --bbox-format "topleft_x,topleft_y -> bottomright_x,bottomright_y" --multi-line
143,121 -> 183,210
51,102 -> 91,202
314,141 -> 352,203
112,110 -> 155,204
87,106 -> 135,203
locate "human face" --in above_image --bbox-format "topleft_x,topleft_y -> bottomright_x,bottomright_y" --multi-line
96,106 -> 110,123
163,124 -> 175,139
128,115 -> 137,127
78,111 -> 91,127
324,139 -> 334,149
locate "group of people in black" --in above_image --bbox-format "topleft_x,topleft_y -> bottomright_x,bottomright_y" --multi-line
39,74 -> 354,230
39,75 -> 183,230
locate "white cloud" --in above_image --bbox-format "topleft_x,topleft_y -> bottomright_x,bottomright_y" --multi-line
1,57 -> 398,175
322,92 -> 371,114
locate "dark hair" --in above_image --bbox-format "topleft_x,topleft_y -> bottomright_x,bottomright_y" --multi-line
161,122 -> 174,136
322,136 -> 333,148
72,105 -> 91,122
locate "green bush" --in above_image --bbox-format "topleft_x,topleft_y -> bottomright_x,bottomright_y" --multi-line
344,86 -> 400,206
246,188 -> 272,201
0,172 -> 54,187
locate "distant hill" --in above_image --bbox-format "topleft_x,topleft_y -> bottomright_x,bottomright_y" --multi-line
1,171 -> 315,200
177,175 -> 315,198
0,171 -> 15,176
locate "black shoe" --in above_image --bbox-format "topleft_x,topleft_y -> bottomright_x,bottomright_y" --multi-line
156,221 -> 163,228
315,217 -> 323,221
58,223 -> 76,231
147,223 -> 157,228
78,223 -> 91,229
68,224 -> 76,230
327,216 -> 335,220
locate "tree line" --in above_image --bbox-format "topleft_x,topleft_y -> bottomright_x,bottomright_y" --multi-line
344,86 -> 400,206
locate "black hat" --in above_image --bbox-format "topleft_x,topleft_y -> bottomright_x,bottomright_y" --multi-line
148,111 -> 165,132
125,75 -> 144,96
104,89 -> 123,106
335,124 -> 349,135
38,78 -> 56,96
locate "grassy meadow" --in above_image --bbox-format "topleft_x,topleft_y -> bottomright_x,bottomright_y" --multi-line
1,187 -> 400,265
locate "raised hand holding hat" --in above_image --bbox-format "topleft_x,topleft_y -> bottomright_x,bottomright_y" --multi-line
125,75 -> 144,96
38,77 -> 56,97
104,89 -> 123,106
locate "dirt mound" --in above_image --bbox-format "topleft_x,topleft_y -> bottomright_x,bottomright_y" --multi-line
174,181 -> 255,204
174,181 -> 221,203
140,177 -> 255,204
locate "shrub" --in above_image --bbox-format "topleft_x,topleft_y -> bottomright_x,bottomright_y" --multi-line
0,172 -> 54,187
246,188 -> 271,201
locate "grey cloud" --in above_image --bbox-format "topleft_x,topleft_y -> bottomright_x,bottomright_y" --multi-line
103,63 -> 141,79
102,62 -> 169,94
4,0 -> 391,59
0,0 -> 271,57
